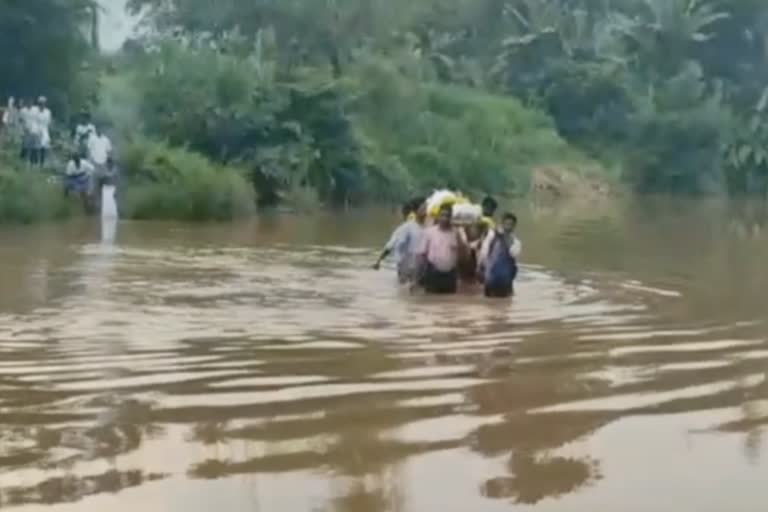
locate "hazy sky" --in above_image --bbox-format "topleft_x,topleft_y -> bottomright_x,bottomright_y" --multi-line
99,0 -> 137,52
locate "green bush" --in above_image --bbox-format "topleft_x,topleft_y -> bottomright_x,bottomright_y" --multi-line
623,65 -> 729,194
135,44 -> 392,206
541,60 -> 634,151
121,140 -> 256,221
350,59 -> 589,196
0,167 -> 72,224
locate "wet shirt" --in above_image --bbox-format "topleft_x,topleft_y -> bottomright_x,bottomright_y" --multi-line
385,220 -> 425,266
478,230 -> 522,269
419,225 -> 461,272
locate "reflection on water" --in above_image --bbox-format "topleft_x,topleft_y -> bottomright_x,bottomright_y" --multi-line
1,198 -> 768,511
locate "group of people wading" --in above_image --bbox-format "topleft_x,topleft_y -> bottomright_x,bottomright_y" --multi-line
374,195 -> 521,298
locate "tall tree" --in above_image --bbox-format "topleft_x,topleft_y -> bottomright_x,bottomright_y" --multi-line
0,0 -> 97,112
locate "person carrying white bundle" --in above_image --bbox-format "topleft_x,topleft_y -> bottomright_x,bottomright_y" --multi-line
87,128 -> 113,192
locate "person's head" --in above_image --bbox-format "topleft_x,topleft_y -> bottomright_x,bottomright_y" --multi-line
37,96 -> 47,107
18,98 -> 26,108
400,201 -> 413,220
71,152 -> 81,165
501,212 -> 518,234
437,204 -> 453,229
482,196 -> 498,218
411,196 -> 427,222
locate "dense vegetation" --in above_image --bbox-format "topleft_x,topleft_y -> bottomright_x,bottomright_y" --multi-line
120,139 -> 256,220
4,0 -> 768,220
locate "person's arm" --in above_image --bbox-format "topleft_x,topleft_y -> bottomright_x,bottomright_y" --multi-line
477,230 -> 494,277
84,161 -> 96,176
510,236 -> 522,259
373,225 -> 402,270
64,160 -> 82,176
409,229 -> 430,291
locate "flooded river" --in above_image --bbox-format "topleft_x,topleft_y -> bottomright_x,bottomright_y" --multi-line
2,197 -> 768,511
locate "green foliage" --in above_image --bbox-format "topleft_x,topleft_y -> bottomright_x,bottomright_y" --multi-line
94,71 -> 144,141
624,103 -> 726,194
134,44 -> 390,206
89,0 -> 768,202
723,88 -> 768,195
349,58 -> 587,197
120,140 -> 256,221
487,0 -> 768,195
132,42 -> 574,207
0,0 -> 97,115
0,165 -> 72,224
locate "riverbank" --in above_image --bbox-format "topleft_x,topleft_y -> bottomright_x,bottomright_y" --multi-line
0,138 -> 256,224
0,117 -> 613,225
0,156 -> 613,225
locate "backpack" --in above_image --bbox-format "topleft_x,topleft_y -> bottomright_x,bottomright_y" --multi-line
485,231 -> 515,288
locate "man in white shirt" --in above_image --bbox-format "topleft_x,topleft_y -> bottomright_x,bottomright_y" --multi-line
26,99 -> 43,165
88,129 -> 112,167
87,128 -> 113,194
35,97 -> 52,167
1,97 -> 11,131
18,99 -> 34,162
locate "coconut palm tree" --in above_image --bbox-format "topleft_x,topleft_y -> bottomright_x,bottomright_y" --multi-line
614,0 -> 730,77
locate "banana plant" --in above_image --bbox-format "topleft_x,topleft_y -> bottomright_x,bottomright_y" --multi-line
724,86 -> 768,194
613,0 -> 730,77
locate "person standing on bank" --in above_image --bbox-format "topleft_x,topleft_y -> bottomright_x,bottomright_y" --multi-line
74,111 -> 96,157
35,97 -> 52,167
478,212 -> 522,298
19,99 -> 34,163
416,204 -> 466,294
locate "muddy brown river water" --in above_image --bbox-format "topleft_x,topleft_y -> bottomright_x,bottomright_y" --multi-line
1,198 -> 768,511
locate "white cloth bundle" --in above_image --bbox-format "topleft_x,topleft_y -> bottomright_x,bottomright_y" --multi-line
452,203 -> 482,225
426,189 -> 459,217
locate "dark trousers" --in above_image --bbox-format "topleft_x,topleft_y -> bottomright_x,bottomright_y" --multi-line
484,259 -> 518,298
485,283 -> 513,298
423,263 -> 458,294
29,148 -> 46,167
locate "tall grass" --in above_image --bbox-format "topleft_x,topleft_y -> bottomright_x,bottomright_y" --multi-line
120,139 -> 256,221
0,167 -> 73,224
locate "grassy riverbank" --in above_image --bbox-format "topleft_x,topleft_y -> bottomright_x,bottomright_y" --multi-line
0,122 -> 607,225
0,167 -> 73,224
0,140 -> 256,224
